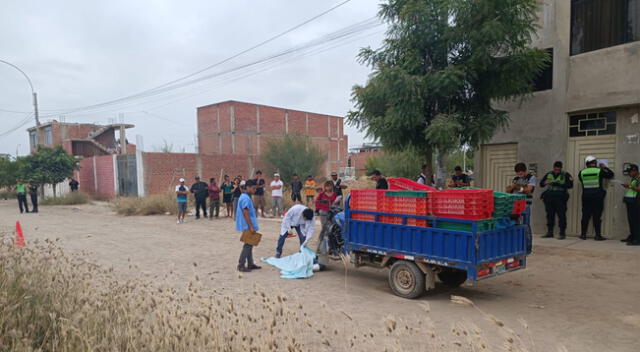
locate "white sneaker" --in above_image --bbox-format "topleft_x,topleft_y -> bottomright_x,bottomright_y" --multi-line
177,220 -> 181,224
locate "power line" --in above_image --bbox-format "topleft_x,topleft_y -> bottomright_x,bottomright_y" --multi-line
29,0 -> 355,115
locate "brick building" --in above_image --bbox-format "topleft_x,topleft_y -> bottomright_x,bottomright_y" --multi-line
349,144 -> 382,177
197,101 -> 348,176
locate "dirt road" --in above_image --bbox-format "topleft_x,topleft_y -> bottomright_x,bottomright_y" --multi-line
1,200 -> 639,351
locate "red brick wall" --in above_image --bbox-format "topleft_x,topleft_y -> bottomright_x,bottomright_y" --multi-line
349,150 -> 381,175
77,155 -> 116,198
143,153 -> 199,195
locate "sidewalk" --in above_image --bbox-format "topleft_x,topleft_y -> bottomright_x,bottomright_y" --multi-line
534,235 -> 640,254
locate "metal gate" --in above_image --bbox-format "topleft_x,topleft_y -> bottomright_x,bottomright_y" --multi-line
117,154 -> 138,196
566,135 -> 617,236
480,143 -> 518,191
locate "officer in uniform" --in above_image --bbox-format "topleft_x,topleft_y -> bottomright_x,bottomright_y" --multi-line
578,155 -> 614,240
621,164 -> 640,246
540,161 -> 573,239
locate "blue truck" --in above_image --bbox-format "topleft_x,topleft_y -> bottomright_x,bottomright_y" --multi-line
340,197 -> 530,299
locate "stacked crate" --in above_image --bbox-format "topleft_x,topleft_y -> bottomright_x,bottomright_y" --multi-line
380,190 -> 429,227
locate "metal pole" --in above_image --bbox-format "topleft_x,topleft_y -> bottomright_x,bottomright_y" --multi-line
0,59 -> 40,145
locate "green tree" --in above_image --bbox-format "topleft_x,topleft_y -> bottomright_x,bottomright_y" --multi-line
364,148 -> 424,179
261,135 -> 327,184
0,157 -> 24,189
20,146 -> 79,197
348,0 -> 549,185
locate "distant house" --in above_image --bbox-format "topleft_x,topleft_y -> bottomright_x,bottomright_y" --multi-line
27,120 -> 135,157
349,143 -> 382,177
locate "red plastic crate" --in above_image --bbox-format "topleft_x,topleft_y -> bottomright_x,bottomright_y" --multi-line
382,192 -> 429,216
428,189 -> 494,220
512,200 -> 527,215
388,177 -> 437,191
349,189 -> 386,212
380,215 -> 430,227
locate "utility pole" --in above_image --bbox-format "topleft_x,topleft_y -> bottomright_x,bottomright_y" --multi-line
0,59 -> 40,145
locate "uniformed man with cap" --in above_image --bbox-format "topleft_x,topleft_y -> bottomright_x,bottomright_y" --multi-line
578,155 -> 614,240
621,164 -> 640,246
540,161 -> 573,239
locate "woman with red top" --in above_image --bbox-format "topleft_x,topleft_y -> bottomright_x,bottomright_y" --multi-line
315,181 -> 338,253
208,178 -> 221,219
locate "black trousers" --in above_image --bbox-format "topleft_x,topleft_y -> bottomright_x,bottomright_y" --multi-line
581,192 -> 605,236
238,243 -> 254,267
30,194 -> 38,212
17,194 -> 29,213
543,194 -> 567,234
195,197 -> 207,217
625,200 -> 640,244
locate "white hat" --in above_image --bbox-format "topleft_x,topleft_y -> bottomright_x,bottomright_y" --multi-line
240,180 -> 246,186
274,173 -> 280,177
585,155 -> 597,163
179,178 -> 185,182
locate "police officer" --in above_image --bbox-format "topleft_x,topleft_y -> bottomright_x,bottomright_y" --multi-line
539,161 -> 573,239
578,155 -> 614,240
621,164 -> 640,246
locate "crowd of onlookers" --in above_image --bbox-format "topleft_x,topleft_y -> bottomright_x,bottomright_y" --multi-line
173,170 -> 351,224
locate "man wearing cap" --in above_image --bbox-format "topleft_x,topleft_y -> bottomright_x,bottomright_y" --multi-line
270,173 -> 284,217
236,179 -> 261,272
539,161 -> 574,239
175,178 -> 189,224
448,166 -> 470,188
621,164 -> 640,246
578,156 -> 614,240
252,171 -> 266,217
190,176 -> 209,219
330,172 -> 347,205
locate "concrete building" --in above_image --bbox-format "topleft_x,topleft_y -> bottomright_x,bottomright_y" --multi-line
197,100 -> 348,176
475,0 -> 640,239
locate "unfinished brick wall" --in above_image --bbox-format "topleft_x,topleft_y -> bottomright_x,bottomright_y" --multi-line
76,155 -> 116,198
197,101 -> 348,176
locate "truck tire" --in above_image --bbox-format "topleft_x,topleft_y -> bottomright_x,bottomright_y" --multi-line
437,268 -> 467,288
388,261 -> 425,299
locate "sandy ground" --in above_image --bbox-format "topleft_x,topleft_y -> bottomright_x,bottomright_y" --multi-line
1,200 -> 639,351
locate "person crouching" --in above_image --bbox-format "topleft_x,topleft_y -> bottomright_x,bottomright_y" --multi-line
275,204 -> 315,258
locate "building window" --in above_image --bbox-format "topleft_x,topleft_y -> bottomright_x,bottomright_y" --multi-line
569,111 -> 617,137
571,0 -> 640,55
44,127 -> 52,145
533,48 -> 553,91
29,131 -> 36,149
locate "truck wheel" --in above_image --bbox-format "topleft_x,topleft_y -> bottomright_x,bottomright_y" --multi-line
437,269 -> 467,288
388,261 -> 425,299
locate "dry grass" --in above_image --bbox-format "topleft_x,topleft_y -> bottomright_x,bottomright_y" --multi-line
0,235 -> 547,352
40,192 -> 90,206
111,192 -> 176,216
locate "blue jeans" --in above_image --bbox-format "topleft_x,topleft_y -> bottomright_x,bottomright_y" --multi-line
276,226 -> 305,256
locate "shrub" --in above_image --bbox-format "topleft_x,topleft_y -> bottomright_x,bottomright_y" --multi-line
40,192 -> 90,206
112,192 -> 176,216
0,188 -> 16,200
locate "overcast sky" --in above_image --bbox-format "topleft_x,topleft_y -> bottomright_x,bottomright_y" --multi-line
0,0 -> 384,156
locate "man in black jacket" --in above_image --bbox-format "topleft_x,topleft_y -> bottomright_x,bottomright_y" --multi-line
539,161 -> 573,239
190,176 -> 209,219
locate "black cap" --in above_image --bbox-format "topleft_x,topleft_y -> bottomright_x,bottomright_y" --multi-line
256,170 -> 262,175
454,166 -> 462,171
370,169 -> 381,176
553,161 -> 563,168
195,176 -> 200,179
624,164 -> 639,173
245,179 -> 257,187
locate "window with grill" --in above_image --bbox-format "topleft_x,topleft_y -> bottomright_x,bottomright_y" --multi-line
533,48 -> 553,91
29,131 -> 36,148
571,0 -> 640,55
569,112 -> 617,137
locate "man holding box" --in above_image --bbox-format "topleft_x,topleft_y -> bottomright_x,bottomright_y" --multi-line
236,179 -> 262,272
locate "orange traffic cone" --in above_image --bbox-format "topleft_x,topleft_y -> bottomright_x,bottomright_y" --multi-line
15,221 -> 26,247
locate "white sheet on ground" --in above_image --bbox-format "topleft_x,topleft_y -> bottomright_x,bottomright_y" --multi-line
261,246 -> 315,279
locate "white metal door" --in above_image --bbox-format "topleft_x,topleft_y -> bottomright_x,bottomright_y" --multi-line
566,135 -> 617,236
480,143 -> 518,191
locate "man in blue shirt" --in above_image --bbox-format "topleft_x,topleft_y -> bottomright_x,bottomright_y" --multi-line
236,179 -> 262,272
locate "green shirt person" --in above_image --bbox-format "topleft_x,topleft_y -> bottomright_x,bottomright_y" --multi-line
16,182 -> 29,213
577,156 -> 614,241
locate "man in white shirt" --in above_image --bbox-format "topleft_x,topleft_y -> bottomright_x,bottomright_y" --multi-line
175,178 -> 189,224
270,173 -> 284,217
275,204 -> 315,258
417,164 -> 429,185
